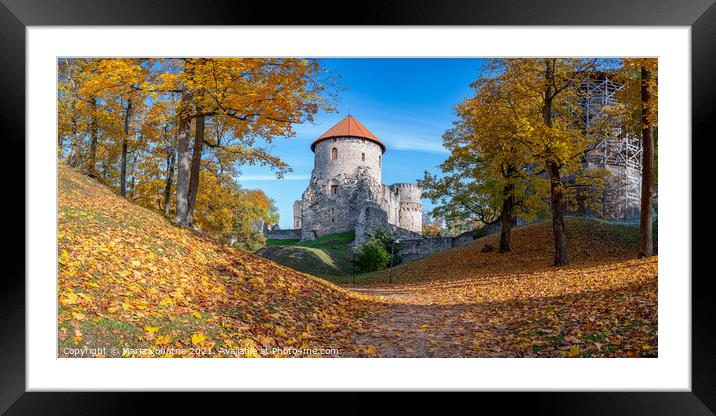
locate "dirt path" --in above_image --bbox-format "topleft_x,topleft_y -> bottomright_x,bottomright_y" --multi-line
339,257 -> 658,358
343,286 -> 493,358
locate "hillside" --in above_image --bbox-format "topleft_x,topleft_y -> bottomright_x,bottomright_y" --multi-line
57,165 -> 372,357
356,217 -> 651,285
256,231 -> 355,278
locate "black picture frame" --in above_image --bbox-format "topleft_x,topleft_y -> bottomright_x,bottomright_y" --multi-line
1,0 -> 712,413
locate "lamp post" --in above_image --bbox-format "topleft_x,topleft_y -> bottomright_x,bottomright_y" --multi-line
389,238 -> 400,284
352,252 -> 356,285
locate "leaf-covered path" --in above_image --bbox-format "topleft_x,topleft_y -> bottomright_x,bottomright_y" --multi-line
343,255 -> 657,358
346,286 -> 479,357
339,219 -> 658,358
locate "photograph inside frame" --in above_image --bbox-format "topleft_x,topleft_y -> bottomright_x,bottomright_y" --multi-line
56,57 -> 658,358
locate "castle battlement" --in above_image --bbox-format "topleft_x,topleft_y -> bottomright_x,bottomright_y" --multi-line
391,183 -> 421,201
390,183 -> 421,192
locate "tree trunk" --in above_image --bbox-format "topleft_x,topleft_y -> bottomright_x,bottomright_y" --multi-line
120,140 -> 128,196
549,162 -> 569,266
120,99 -> 133,197
67,115 -> 81,167
86,99 -> 98,177
58,127 -> 65,158
163,126 -> 176,218
87,127 -> 98,177
543,59 -> 568,266
186,115 -> 205,227
174,91 -> 193,227
498,184 -> 514,253
639,65 -> 654,258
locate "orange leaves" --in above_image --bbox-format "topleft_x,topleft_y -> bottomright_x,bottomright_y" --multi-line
60,291 -> 79,306
190,333 -> 206,346
617,58 -> 658,129
343,218 -> 657,358
156,335 -> 171,345
60,57 -> 334,252
58,250 -> 71,266
57,165 -> 368,358
57,165 -> 657,358
566,346 -> 581,358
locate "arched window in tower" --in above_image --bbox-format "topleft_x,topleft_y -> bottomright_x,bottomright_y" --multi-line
361,152 -> 365,161
330,184 -> 338,195
379,155 -> 381,166
331,147 -> 338,160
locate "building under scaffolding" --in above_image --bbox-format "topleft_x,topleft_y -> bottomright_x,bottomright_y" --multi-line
579,74 -> 643,220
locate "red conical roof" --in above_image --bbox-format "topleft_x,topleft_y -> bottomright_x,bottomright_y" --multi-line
311,115 -> 385,153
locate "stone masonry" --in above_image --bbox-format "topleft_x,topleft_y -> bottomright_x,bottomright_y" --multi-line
264,115 -> 423,244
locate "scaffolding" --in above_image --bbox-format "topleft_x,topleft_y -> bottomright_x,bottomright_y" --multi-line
579,75 -> 642,220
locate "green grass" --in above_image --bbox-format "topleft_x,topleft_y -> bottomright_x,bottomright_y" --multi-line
260,218 -> 658,282
258,231 -> 356,278
267,231 -> 355,250
266,239 -> 300,246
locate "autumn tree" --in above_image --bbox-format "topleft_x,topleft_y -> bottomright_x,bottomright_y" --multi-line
422,211 -> 444,237
424,59 -> 610,262
421,63 -> 549,253
191,171 -> 278,250
486,59 -> 610,265
164,58 -> 336,228
58,58 -> 100,170
611,59 -> 658,257
69,58 -> 153,196
421,125 -> 548,252
58,57 -> 334,246
130,97 -> 179,213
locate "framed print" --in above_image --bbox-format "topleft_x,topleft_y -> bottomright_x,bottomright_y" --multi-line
1,0 -> 713,413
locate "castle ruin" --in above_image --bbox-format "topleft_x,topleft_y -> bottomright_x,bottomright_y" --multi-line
268,115 -> 423,244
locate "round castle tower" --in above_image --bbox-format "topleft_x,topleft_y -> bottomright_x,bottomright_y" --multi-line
310,115 -> 385,185
391,183 -> 422,233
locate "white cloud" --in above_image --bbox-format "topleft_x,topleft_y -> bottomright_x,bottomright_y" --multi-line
387,134 -> 449,154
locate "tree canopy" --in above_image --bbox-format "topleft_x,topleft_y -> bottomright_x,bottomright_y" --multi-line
58,57 -> 337,248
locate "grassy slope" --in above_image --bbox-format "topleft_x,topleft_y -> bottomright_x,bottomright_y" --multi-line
256,231 -> 355,278
57,165 -> 372,357
356,217 -> 650,285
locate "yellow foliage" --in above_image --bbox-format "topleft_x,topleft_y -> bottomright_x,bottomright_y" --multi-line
57,165 -> 369,358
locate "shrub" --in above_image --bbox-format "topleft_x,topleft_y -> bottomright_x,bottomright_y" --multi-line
472,228 -> 488,240
368,230 -> 401,266
356,240 -> 390,272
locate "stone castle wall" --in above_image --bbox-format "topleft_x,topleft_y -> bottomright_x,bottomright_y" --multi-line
398,230 -> 477,262
353,203 -> 422,246
264,228 -> 302,240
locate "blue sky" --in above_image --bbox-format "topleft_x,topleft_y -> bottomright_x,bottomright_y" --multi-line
236,58 -> 487,229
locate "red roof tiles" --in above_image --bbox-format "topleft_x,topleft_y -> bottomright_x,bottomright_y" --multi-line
311,115 -> 385,153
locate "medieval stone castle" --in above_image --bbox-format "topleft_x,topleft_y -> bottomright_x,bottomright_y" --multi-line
266,116 -> 423,244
